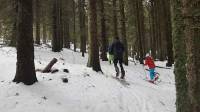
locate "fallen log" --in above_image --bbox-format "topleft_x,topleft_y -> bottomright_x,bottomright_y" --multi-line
42,58 -> 58,73
51,69 -> 59,73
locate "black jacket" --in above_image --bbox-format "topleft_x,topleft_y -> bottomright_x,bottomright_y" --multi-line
109,40 -> 124,59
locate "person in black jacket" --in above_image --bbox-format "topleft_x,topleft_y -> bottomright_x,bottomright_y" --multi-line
109,37 -> 125,79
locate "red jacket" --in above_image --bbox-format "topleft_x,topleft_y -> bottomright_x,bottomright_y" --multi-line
145,56 -> 155,69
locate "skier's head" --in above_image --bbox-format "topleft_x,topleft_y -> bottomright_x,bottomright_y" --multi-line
115,36 -> 120,41
146,53 -> 150,57
113,37 -> 120,43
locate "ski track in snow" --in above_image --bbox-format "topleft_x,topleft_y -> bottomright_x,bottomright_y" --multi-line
0,46 -> 176,112
103,66 -> 155,112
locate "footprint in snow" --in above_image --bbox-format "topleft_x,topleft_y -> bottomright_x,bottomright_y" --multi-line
57,102 -> 61,105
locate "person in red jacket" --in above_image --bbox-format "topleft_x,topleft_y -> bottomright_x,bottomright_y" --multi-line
144,53 -> 156,82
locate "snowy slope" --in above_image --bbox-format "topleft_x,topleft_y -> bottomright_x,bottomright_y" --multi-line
0,46 -> 176,112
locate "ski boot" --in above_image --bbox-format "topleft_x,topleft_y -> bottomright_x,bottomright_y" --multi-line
116,72 -> 119,77
120,70 -> 125,79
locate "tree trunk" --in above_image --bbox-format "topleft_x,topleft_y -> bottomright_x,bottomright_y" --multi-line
35,0 -> 40,45
63,0 -> 70,49
87,0 -> 102,72
52,0 -> 58,51
13,0 -> 37,85
119,0 -> 128,65
9,0 -> 17,47
149,0 -> 156,58
164,0 -> 174,67
42,23 -> 47,44
52,0 -> 62,52
79,0 -> 86,57
73,0 -> 77,52
172,0 -> 191,111
63,21 -> 70,48
52,0 -> 59,51
0,22 -> 1,38
151,0 -> 161,60
157,0 -> 165,61
112,0 -> 118,39
183,0 -> 200,111
127,0 -> 138,61
99,0 -> 108,61
42,1 -> 47,44
59,0 -> 63,50
135,0 -> 145,64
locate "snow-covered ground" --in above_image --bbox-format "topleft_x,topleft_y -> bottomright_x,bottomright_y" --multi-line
0,46 -> 176,112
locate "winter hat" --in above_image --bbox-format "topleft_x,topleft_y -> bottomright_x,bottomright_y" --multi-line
146,53 -> 150,57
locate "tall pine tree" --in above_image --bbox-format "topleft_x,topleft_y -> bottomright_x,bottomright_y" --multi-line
52,0 -> 63,52
99,0 -> 108,61
13,0 -> 37,85
87,0 -> 102,72
119,0 -> 128,65
183,0 -> 200,111
79,0 -> 87,57
172,0 -> 191,111
35,0 -> 40,45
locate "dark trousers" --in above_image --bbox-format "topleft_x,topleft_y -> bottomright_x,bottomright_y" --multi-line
113,57 -> 125,78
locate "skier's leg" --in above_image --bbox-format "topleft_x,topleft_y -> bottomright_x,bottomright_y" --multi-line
149,69 -> 155,80
111,55 -> 114,64
119,58 -> 125,79
114,58 -> 119,77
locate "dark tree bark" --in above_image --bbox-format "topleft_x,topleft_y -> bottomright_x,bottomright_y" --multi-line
42,58 -> 58,73
164,0 -> 174,67
99,0 -> 108,61
59,0 -> 63,50
119,0 -> 128,65
35,0 -> 40,45
157,0 -> 165,61
183,0 -> 200,111
87,0 -> 102,72
73,0 -> 77,52
112,0 -> 118,39
149,0 -> 156,58
42,23 -> 47,44
172,0 -> 191,111
127,0 -> 138,61
52,0 -> 59,51
13,0 -> 37,85
63,0 -> 70,49
150,0 -> 163,60
135,0 -> 145,64
52,0 -> 62,52
42,2 -> 47,44
79,0 -> 86,57
151,0 -> 160,59
9,0 -> 17,47
149,0 -> 173,62
63,19 -> 70,48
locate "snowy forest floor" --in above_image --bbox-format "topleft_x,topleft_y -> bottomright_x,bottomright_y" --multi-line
0,45 -> 176,112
